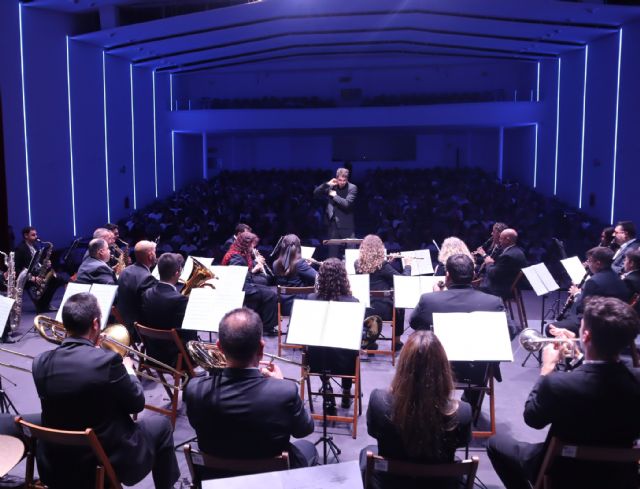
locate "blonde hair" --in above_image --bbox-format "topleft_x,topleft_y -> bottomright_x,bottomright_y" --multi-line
356,234 -> 386,274
438,237 -> 472,264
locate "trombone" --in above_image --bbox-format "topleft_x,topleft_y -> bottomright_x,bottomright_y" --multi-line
0,346 -> 34,374
34,315 -> 189,390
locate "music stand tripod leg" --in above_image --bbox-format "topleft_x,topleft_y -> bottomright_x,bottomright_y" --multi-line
313,370 -> 341,464
0,376 -> 19,415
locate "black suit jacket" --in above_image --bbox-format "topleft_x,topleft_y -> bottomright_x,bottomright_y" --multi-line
367,388 -> 472,489
313,181 -> 357,232
32,337 -> 153,487
184,368 -> 314,468
612,239 -> 640,274
141,282 -> 190,366
575,269 -> 630,314
116,263 -> 157,329
485,245 -> 527,297
524,363 -> 640,487
75,257 -> 117,285
355,260 -> 410,320
14,241 -> 37,275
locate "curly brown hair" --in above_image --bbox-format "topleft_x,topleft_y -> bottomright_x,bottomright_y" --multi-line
316,258 -> 352,301
356,234 -> 386,274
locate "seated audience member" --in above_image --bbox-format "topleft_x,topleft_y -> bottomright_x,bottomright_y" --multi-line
141,252 -> 196,367
305,258 -> 360,411
434,236 -> 473,276
361,330 -> 472,489
32,293 -> 179,489
272,234 -> 317,316
487,296 -> 640,489
355,234 -> 412,349
222,231 -> 278,335
481,228 -> 527,298
184,308 -> 317,479
548,247 -> 630,336
612,220 -> 640,274
75,238 -> 117,285
623,249 -> 640,312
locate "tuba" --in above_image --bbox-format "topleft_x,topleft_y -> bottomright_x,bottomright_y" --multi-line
181,258 -> 216,296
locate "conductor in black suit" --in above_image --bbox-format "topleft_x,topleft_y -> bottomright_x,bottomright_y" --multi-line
313,168 -> 358,258
116,240 -> 158,336
487,296 -> 640,489
481,228 -> 527,298
141,252 -> 196,366
184,308 -> 318,479
75,238 -> 117,285
32,292 -> 179,489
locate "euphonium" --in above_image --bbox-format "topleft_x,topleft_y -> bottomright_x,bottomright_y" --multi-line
518,328 -> 579,353
186,340 -> 227,370
34,315 -> 67,344
181,257 -> 216,296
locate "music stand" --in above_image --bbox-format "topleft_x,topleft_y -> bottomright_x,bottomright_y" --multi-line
287,300 -> 364,464
433,311 -> 513,438
0,373 -> 18,415
520,264 -> 560,367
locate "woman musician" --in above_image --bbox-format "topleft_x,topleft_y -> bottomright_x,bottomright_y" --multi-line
433,237 -> 474,278
272,234 -> 317,316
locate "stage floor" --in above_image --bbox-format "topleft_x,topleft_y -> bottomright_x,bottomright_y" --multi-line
1,289 -> 573,488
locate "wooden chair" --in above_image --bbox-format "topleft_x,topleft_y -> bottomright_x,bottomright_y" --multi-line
503,272 -> 527,331
134,322 -> 191,428
363,290 -> 397,366
276,286 -> 315,357
364,451 -> 479,489
16,416 -> 122,489
183,444 -> 289,489
534,437 -> 640,489
299,350 -> 362,439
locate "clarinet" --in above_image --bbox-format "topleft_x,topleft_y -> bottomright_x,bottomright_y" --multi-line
557,272 -> 590,320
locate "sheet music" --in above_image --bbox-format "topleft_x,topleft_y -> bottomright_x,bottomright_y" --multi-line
522,263 -> 559,296
347,274 -> 370,307
433,311 -> 513,362
56,283 -> 92,322
209,265 -> 247,291
182,288 -> 245,332
300,246 -> 316,260
89,284 -> 118,330
403,249 -> 434,275
344,249 -> 359,275
151,264 -> 159,280
0,295 -> 15,332
561,256 -> 587,285
393,275 -> 440,308
287,300 -> 364,351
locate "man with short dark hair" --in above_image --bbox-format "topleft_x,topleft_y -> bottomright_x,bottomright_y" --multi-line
32,292 -> 179,489
75,238 -> 117,285
487,296 -> 640,489
612,220 -> 640,274
314,167 -> 358,257
222,222 -> 252,253
184,308 -> 317,479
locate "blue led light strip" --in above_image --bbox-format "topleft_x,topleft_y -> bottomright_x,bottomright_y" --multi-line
536,62 -> 540,102
533,123 -> 539,188
170,73 -> 174,111
18,4 -> 32,225
171,131 -> 176,191
554,58 -> 561,196
130,64 -> 137,210
66,37 -> 77,236
578,46 -> 588,209
102,51 -> 111,222
152,70 -> 158,198
610,29 -> 623,224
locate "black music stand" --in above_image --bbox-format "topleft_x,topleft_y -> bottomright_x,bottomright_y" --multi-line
0,374 -> 19,415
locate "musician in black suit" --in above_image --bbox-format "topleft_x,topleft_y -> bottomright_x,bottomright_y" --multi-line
612,220 -> 640,274
487,296 -> 640,489
549,247 -> 630,335
140,252 -> 195,367
184,308 -> 317,479
32,293 -> 179,489
75,238 -> 117,285
313,168 -> 358,258
481,228 -> 527,298
623,249 -> 640,312
116,240 -> 158,336
14,226 -> 61,313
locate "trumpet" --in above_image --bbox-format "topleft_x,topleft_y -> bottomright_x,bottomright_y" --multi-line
519,328 -> 580,353
34,316 -> 188,390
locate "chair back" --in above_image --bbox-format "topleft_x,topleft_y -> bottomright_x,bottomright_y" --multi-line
135,322 -> 196,377
365,451 -> 479,489
16,416 -> 122,489
183,444 -> 289,488
534,437 -> 640,489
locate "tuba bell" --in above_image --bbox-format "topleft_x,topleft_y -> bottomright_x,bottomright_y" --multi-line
181,258 -> 217,296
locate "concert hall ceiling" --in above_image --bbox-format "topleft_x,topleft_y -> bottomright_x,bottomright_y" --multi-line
24,0 -> 640,75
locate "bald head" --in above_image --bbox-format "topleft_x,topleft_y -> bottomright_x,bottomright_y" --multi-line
499,229 -> 518,248
93,227 -> 115,245
134,240 -> 157,268
218,308 -> 263,366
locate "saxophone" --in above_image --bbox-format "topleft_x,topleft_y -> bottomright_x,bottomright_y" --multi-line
32,242 -> 55,301
4,251 -> 28,331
